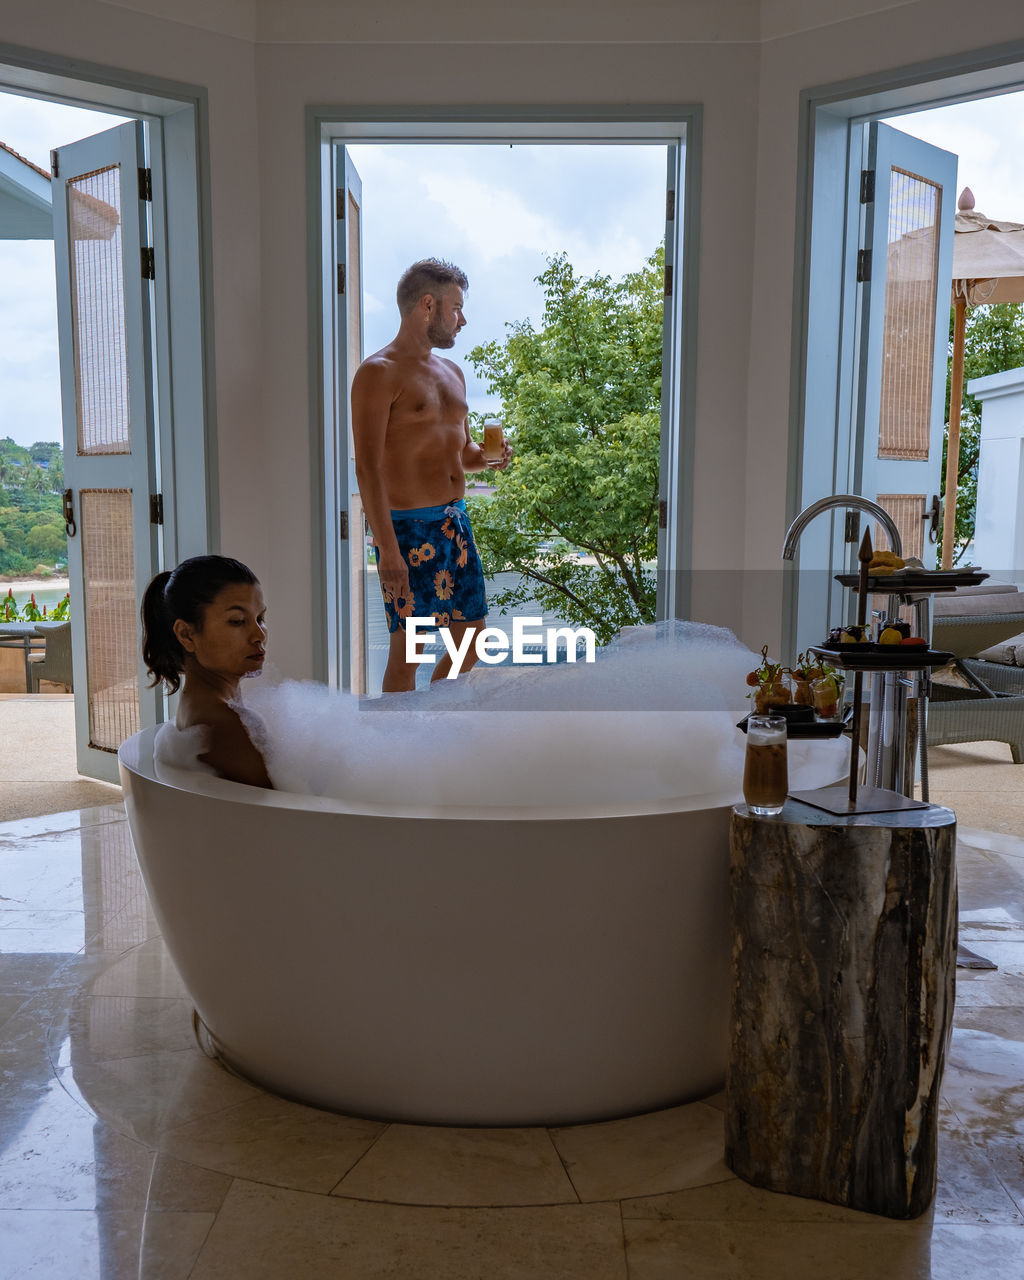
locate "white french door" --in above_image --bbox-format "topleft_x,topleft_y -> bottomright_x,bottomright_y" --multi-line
323,146 -> 364,690
793,118 -> 956,654
52,119 -> 162,783
853,122 -> 956,562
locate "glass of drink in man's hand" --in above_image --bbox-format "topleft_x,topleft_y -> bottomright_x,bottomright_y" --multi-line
743,714 -> 788,816
483,421 -> 505,465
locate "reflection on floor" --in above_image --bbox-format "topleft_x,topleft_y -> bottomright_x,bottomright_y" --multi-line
0,804 -> 1023,1279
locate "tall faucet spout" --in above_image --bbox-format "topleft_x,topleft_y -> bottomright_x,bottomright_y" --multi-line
782,494 -> 903,561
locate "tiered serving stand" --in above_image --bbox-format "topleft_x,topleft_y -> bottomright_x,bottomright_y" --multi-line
792,533 -> 987,814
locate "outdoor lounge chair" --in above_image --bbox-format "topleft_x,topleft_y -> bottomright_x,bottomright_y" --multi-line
27,621 -> 73,693
927,582 -> 1024,762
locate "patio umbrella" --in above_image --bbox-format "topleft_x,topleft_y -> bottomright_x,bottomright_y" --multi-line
944,187 -> 1024,566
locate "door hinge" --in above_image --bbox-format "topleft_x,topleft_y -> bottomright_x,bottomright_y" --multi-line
337,264 -> 346,296
339,510 -> 348,540
658,499 -> 668,530
138,167 -> 152,201
141,246 -> 155,280
49,149 -> 59,179
149,493 -> 164,525
844,510 -> 860,543
663,264 -> 673,298
856,248 -> 872,283
860,169 -> 876,204
666,188 -> 675,221
336,189 -> 345,220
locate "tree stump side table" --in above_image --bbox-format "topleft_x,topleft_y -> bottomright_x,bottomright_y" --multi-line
725,798 -> 957,1219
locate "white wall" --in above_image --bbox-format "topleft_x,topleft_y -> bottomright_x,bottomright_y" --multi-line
5,0 -> 1024,672
968,366 -> 1024,581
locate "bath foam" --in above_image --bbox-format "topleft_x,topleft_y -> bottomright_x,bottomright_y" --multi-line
236,622 -> 850,811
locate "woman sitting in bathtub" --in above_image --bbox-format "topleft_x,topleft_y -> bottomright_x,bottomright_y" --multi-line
141,555 -> 273,788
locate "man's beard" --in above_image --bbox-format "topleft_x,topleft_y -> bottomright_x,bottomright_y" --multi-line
427,316 -> 457,348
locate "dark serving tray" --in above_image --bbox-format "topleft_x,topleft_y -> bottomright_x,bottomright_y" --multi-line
737,708 -> 851,739
835,570 -> 989,593
809,644 -> 954,671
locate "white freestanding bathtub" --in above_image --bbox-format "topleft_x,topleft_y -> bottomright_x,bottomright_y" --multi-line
118,724 -> 845,1126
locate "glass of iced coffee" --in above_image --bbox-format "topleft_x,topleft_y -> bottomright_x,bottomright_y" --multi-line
743,714 -> 788,816
483,420 -> 505,466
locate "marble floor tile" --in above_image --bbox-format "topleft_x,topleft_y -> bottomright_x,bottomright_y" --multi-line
0,952 -> 72,994
0,985 -> 76,1078
158,1093 -> 385,1193
56,1046 -> 264,1147
623,1216 -> 934,1280
146,1151 -> 234,1213
0,909 -> 87,954
954,1004 -> 1024,1038
934,1123 -> 1024,1224
622,1176 -> 879,1223
87,936 -> 188,1000
190,1180 -> 628,1280
981,1135 -> 1024,1215
955,939 -> 1024,975
335,1122 -> 577,1206
959,826 -> 1024,862
942,1022 -> 1024,1140
60,993 -> 195,1063
0,1082 -> 155,1210
0,842 -> 90,913
0,805 -> 123,846
954,946 -> 1024,1008
0,989 -> 25,1029
930,1223 -> 1024,1278
550,1101 -> 731,1203
0,1208 -> 214,1280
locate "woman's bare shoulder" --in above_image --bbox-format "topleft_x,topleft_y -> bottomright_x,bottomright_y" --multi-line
178,697 -> 272,788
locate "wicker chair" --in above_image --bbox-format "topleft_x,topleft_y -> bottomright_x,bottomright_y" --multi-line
28,621 -> 73,693
927,583 -> 1024,762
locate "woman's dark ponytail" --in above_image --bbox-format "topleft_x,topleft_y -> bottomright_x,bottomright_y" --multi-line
141,570 -> 182,693
141,555 -> 258,694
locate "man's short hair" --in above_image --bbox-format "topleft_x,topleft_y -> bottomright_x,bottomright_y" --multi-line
396,259 -> 469,316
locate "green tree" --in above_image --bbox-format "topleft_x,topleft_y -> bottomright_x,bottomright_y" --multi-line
941,302 -> 1024,565
465,249 -> 663,643
25,520 -> 67,565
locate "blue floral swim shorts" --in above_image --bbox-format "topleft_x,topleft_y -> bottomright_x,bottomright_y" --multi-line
374,499 -> 488,634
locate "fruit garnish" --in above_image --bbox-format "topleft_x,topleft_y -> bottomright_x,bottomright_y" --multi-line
900,636 -> 927,646
879,627 -> 903,645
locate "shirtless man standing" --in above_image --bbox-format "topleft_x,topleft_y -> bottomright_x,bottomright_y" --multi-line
351,259 -> 512,692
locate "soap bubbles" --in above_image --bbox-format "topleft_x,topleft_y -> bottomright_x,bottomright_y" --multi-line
233,622 -> 849,813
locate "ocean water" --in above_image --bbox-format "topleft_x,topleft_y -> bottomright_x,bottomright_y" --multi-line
1,583 -> 70,614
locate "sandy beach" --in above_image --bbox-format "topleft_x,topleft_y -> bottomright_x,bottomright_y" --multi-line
0,577 -> 70,593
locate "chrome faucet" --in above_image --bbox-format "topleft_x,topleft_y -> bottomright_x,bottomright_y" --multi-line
781,494 -> 903,561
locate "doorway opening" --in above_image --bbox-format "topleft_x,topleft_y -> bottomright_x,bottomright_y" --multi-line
315,116 -> 697,695
0,58 -> 211,795
789,61 -> 1024,659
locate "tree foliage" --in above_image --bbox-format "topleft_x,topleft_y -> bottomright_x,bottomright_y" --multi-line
0,437 -> 67,577
940,303 -> 1024,565
465,249 -> 663,643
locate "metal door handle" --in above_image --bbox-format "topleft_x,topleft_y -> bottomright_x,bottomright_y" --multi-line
922,494 -> 940,544
62,489 -> 76,538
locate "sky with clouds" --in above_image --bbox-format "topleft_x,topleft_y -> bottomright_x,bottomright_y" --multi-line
1,89 -> 1023,449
